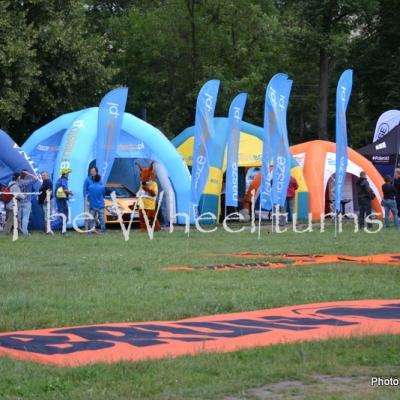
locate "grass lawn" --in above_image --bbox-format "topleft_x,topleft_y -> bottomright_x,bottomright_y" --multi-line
0,224 -> 399,399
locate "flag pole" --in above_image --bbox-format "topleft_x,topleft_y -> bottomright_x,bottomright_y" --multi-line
273,204 -> 277,233
334,209 -> 337,239
224,204 -> 227,226
394,130 -> 400,182
257,191 -> 262,240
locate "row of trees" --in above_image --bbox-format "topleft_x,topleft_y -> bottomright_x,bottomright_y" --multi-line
1,0 -> 398,148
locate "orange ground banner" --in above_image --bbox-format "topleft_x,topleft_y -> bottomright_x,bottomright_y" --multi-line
0,299 -> 399,367
163,253 -> 400,271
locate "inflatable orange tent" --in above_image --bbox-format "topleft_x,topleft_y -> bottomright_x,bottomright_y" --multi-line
244,140 -> 384,220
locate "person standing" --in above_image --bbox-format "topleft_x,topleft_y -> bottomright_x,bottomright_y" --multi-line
51,168 -> 73,234
18,170 -> 38,235
285,176 -> 298,223
38,171 -> 53,233
356,171 -> 373,229
381,175 -> 399,229
87,174 -> 106,233
3,173 -> 23,234
394,168 -> 400,218
83,166 -> 99,228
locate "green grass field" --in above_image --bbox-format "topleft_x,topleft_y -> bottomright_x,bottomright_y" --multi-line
0,225 -> 399,399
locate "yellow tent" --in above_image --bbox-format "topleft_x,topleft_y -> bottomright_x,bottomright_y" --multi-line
177,132 -> 263,169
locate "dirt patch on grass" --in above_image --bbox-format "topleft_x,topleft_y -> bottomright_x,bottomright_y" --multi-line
226,374 -> 394,399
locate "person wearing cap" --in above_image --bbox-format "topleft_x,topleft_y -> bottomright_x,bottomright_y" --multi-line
51,168 -> 73,234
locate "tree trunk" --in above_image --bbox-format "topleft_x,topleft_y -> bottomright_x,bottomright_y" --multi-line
299,98 -> 305,142
317,48 -> 329,140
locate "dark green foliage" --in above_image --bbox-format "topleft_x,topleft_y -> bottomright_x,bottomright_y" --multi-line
0,1 -> 37,132
0,0 -> 398,147
352,0 -> 400,146
0,0 -> 115,142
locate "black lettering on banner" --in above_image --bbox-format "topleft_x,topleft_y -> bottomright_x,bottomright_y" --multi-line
316,305 -> 400,320
137,323 -> 269,338
0,304 -> 397,357
56,326 -> 169,348
0,334 -> 111,355
219,318 -> 353,330
181,316 -> 356,332
261,317 -> 356,327
58,325 -> 215,348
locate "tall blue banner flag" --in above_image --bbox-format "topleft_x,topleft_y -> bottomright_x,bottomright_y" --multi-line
97,87 -> 128,183
191,79 -> 220,207
226,93 -> 247,207
335,69 -> 353,212
268,74 -> 293,207
260,80 -> 276,211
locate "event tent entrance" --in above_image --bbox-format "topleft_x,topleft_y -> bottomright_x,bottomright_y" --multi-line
22,108 -> 191,227
325,173 -> 361,215
290,140 -> 384,220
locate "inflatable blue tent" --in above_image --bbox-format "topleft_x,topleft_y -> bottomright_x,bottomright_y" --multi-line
0,129 -> 40,185
22,108 -> 192,227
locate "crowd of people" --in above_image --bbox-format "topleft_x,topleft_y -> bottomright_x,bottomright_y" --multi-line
0,166 -> 107,235
0,170 -> 39,235
50,166 -> 107,234
0,166 -> 399,235
356,168 -> 400,229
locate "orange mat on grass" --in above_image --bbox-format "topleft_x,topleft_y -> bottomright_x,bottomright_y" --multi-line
0,299 -> 399,367
163,253 -> 400,271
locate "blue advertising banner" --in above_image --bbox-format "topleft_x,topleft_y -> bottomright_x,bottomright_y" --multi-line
269,74 -> 293,207
275,78 -> 293,207
97,87 -> 128,183
335,69 -> 353,212
260,80 -> 275,211
191,79 -> 220,208
0,129 -> 41,184
226,93 -> 247,207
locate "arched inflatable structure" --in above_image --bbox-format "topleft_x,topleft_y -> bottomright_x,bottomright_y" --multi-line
173,118 -> 309,220
174,119 -> 266,168
23,108 -> 192,226
291,140 -> 384,220
243,140 -> 384,220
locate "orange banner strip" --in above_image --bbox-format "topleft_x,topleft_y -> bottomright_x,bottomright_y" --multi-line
163,253 -> 400,271
0,299 -> 399,367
